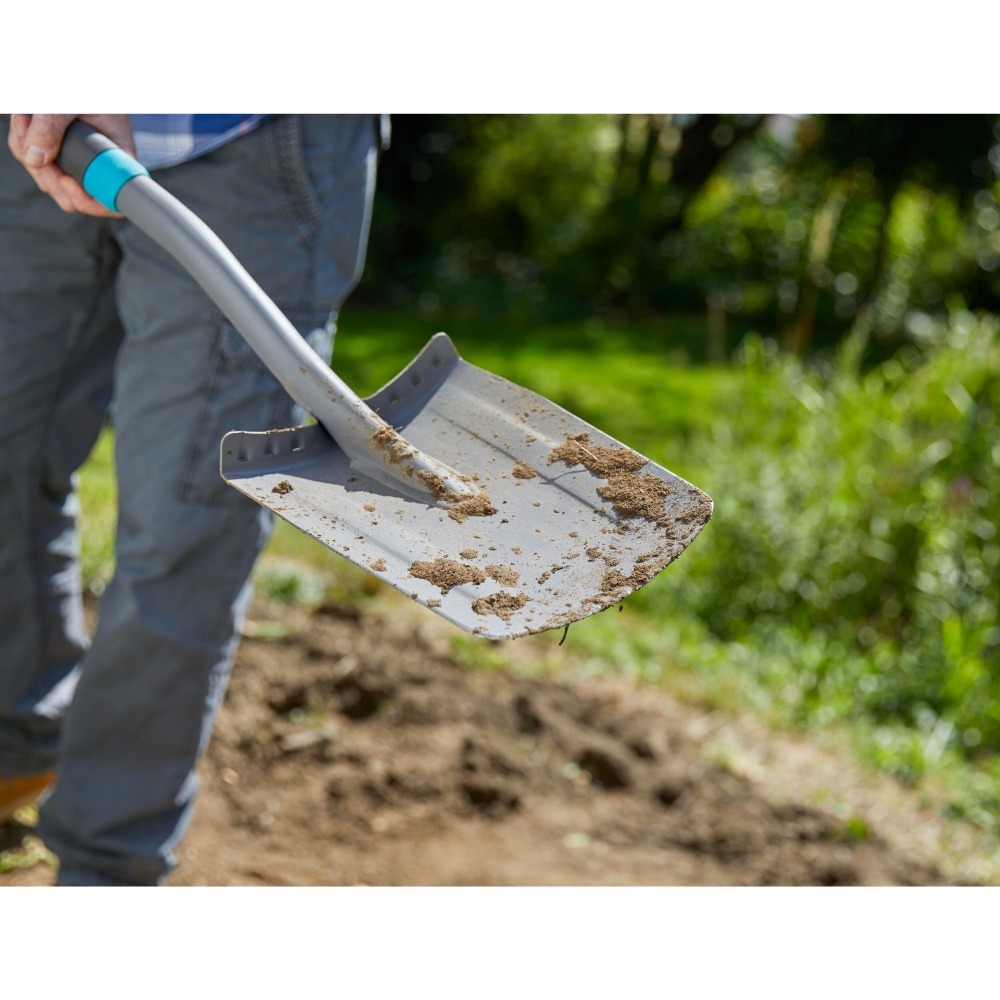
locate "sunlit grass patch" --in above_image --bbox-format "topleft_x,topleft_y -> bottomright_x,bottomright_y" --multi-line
78,428 -> 117,590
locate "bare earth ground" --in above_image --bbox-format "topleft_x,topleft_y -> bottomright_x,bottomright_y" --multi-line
3,594 -> 997,887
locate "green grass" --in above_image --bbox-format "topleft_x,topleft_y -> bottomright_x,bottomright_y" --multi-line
79,430 -> 117,589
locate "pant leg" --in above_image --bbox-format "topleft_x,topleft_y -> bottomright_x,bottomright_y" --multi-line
0,132 -> 122,776
40,115 -> 378,885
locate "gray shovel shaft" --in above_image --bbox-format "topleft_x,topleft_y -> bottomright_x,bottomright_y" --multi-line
56,120 -> 382,454
116,177 -> 377,445
56,119 -> 475,501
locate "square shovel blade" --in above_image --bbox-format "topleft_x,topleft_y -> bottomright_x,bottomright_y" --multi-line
221,333 -> 712,640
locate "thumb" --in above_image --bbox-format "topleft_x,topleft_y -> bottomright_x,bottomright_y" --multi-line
21,114 -> 75,167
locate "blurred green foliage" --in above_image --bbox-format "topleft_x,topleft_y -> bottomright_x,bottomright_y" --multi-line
631,311 -> 1000,782
363,114 -> 1000,358
79,430 -> 116,588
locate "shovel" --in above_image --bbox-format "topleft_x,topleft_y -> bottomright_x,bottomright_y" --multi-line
59,120 -> 712,640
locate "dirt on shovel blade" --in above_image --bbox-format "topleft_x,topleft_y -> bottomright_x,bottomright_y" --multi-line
221,334 -> 713,640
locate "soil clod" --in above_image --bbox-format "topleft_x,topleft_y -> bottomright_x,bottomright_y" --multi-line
472,592 -> 531,622
485,565 -> 519,587
547,432 -> 688,529
409,558 -> 486,594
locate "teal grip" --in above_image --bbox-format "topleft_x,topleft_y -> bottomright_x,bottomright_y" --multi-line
82,148 -> 149,212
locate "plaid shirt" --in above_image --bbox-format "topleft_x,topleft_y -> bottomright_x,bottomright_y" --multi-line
131,114 -> 268,170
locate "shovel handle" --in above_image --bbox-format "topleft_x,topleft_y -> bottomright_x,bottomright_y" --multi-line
56,120 -> 475,502
58,120 -> 150,212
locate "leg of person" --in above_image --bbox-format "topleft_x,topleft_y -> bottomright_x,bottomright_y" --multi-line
0,128 -> 123,817
38,115 -> 379,885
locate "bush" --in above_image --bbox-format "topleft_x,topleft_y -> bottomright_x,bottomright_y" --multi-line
636,310 -> 1000,769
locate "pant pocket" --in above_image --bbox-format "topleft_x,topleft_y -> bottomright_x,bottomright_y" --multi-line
176,306 -> 333,509
261,115 -> 323,243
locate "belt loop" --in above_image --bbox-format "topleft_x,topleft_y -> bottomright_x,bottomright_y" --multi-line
376,114 -> 392,153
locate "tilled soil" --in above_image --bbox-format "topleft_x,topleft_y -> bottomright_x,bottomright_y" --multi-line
3,596 -> 977,887
180,600 -> 951,886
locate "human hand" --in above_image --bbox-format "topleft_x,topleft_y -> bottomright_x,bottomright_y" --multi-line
7,114 -> 136,217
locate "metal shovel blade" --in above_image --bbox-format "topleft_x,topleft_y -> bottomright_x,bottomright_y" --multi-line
222,333 -> 712,640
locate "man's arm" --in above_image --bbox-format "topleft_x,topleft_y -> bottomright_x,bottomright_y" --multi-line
7,114 -> 136,217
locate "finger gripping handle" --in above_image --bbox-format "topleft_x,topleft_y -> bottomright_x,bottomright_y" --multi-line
57,120 -> 149,213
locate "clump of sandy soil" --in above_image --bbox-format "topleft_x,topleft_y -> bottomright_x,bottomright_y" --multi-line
546,432 -> 685,529
409,558 -> 487,593
471,592 -> 531,623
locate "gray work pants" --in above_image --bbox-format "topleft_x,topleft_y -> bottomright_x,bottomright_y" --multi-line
0,114 -> 377,884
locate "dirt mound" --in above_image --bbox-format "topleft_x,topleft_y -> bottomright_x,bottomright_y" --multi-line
1,595 -> 961,886
171,599 -> 945,886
